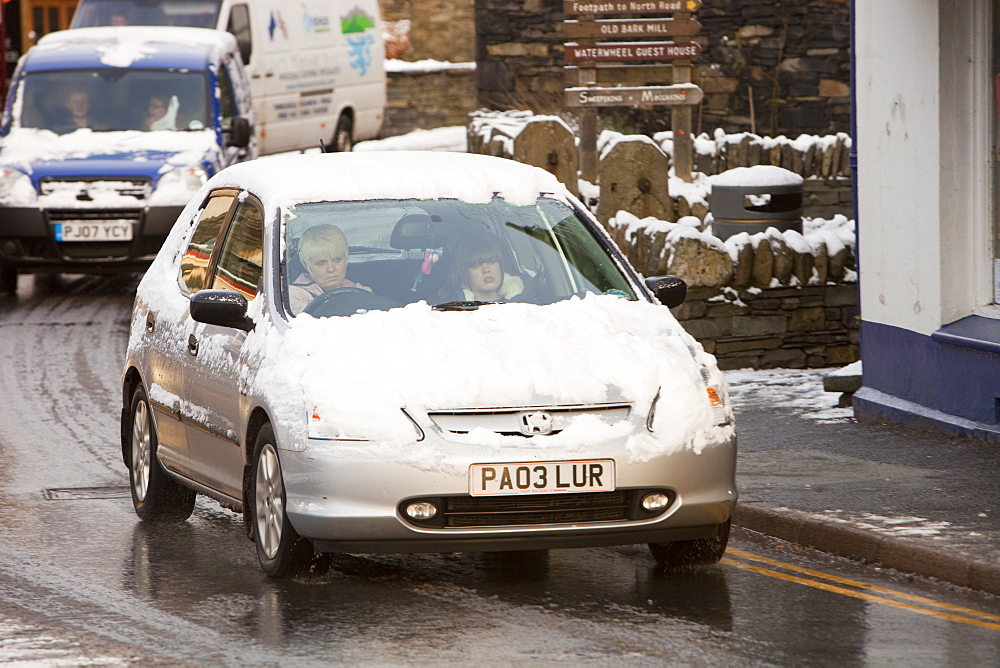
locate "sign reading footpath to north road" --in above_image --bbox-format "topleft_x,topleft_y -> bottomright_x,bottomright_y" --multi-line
564,0 -> 702,15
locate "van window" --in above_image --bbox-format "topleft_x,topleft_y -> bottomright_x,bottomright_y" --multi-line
71,0 -> 223,29
226,4 -> 252,65
14,69 -> 211,133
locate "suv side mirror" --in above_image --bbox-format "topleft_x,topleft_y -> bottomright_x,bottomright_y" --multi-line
644,275 -> 687,308
228,116 -> 251,148
190,289 -> 254,331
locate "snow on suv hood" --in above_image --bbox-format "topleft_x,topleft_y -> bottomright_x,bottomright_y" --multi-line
0,128 -> 217,204
245,295 -> 732,464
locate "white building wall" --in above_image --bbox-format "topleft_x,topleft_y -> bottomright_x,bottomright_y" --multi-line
856,0 -> 944,336
857,0 -> 992,335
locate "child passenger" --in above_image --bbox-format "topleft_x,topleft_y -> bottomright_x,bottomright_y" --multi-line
289,224 -> 371,315
448,233 -> 524,302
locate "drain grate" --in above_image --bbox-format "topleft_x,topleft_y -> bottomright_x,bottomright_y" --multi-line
43,486 -> 131,501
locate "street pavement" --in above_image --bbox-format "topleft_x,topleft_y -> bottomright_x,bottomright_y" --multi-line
727,368 -> 1000,596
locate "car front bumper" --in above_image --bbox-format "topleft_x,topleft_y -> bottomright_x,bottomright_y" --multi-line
0,205 -> 183,273
281,434 -> 738,554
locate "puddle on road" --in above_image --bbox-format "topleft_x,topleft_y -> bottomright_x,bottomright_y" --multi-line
43,486 -> 131,501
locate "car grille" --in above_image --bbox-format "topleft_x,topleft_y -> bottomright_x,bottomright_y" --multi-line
40,179 -> 149,201
427,403 -> 632,436
443,491 -> 630,527
48,209 -> 143,223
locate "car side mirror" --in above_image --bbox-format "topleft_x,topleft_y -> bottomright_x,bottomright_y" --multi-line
190,289 -> 255,331
644,275 -> 687,308
228,116 -> 251,148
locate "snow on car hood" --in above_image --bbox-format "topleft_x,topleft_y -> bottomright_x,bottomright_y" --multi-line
0,128 -> 217,206
244,295 -> 733,466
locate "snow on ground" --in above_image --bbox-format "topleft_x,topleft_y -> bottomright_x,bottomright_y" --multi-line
355,126 -> 468,153
724,367 -> 853,423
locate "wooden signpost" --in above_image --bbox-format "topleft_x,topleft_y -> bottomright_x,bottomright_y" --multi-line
564,1 -> 702,182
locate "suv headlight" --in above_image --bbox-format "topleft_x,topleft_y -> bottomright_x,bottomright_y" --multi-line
149,165 -> 208,206
0,167 -> 37,205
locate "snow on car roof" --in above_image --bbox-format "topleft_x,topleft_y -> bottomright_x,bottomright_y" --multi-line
204,152 -> 574,208
29,27 -> 235,70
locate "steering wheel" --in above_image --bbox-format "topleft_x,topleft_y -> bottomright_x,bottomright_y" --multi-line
302,287 -> 399,317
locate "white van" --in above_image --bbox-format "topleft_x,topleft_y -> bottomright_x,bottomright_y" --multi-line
71,0 -> 387,155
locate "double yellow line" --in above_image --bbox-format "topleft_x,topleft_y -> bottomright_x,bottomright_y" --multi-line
723,548 -> 1000,631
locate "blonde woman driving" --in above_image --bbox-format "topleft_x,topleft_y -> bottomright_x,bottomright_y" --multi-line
289,224 -> 371,315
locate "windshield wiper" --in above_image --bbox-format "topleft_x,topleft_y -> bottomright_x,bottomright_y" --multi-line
431,300 -> 497,311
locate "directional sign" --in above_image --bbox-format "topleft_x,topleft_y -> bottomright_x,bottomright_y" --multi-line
565,84 -> 703,108
564,17 -> 701,39
564,0 -> 702,16
565,41 -> 701,63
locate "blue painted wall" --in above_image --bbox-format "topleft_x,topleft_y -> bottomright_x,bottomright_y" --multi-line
857,320 -> 1000,439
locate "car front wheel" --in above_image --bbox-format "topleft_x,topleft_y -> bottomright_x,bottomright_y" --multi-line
648,519 -> 731,569
250,424 -> 313,577
128,385 -> 196,522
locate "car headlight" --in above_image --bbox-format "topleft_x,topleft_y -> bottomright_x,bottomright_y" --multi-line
700,366 -> 732,426
149,165 -> 208,206
0,167 -> 37,205
308,406 -> 425,441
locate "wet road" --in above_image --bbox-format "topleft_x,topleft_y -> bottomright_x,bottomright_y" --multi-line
0,274 -> 998,665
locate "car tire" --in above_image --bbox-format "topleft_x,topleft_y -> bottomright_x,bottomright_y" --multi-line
327,114 -> 353,152
648,519 -> 731,569
128,385 -> 196,522
0,265 -> 16,295
250,424 -> 313,577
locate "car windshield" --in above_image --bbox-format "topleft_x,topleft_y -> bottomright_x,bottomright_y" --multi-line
282,196 -> 639,318
70,0 -> 223,29
14,69 -> 210,133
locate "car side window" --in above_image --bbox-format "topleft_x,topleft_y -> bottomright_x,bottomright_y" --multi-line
211,199 -> 264,300
179,193 -> 236,294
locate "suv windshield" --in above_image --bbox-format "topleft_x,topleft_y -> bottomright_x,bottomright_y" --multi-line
14,69 -> 210,134
71,0 -> 223,29
283,196 -> 638,317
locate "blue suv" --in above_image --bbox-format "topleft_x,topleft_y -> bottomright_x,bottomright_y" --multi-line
0,26 -> 256,292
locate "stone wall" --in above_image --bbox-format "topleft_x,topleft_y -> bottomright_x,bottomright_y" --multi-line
474,0 -> 566,111
468,111 -> 855,221
471,0 -> 850,138
385,65 -> 478,136
675,284 -> 859,370
697,0 -> 850,136
381,0 -> 476,63
609,214 -> 858,370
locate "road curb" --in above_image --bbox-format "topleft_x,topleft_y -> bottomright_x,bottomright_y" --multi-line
733,501 -> 1000,597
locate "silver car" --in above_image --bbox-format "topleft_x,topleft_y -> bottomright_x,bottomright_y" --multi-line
121,152 -> 737,577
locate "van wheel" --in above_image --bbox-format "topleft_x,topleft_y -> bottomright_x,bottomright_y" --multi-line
648,519 -> 731,569
0,265 -> 16,295
250,424 -> 313,577
328,114 -> 353,152
128,385 -> 196,522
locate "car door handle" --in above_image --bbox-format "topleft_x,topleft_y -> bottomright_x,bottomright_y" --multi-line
188,334 -> 199,356
145,313 -> 155,333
